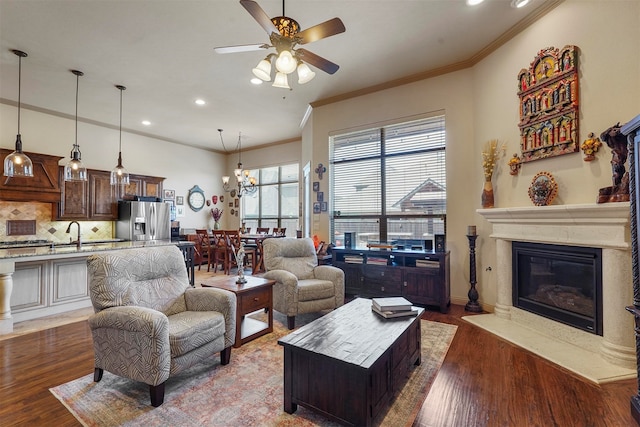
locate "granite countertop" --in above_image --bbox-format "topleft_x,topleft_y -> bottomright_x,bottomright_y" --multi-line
0,240 -> 193,261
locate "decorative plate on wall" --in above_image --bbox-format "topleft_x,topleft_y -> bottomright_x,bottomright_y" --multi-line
528,171 -> 558,206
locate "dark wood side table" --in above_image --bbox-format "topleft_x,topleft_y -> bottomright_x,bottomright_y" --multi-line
201,275 -> 275,348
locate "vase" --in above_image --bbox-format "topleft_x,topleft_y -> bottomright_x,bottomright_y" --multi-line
214,221 -> 221,230
481,180 -> 494,208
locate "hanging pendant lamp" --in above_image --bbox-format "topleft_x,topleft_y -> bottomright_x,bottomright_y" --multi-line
64,70 -> 88,181
3,50 -> 33,178
110,85 -> 130,186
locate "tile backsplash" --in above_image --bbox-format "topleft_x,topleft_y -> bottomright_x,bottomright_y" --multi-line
0,202 -> 114,243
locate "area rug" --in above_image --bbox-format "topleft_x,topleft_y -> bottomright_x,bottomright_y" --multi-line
51,315 -> 457,427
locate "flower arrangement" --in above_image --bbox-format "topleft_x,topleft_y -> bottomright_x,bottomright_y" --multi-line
210,207 -> 223,222
482,139 -> 503,181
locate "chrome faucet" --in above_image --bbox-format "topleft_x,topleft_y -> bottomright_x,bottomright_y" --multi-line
66,221 -> 82,249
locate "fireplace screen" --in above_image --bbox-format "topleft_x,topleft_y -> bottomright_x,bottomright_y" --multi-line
512,241 -> 602,335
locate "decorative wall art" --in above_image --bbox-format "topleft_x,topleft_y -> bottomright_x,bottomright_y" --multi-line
581,132 -> 602,162
528,171 -> 558,206
517,45 -> 579,163
176,196 -> 184,205
163,189 -> 175,200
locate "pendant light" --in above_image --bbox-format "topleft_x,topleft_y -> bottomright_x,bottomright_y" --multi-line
110,85 -> 130,186
64,70 -> 88,181
3,50 -> 33,178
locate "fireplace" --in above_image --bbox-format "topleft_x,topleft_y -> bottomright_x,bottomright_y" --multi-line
512,241 -> 602,335
474,203 -> 635,374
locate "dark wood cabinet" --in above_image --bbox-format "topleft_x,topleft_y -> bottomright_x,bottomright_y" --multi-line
89,170 -> 117,220
333,247 -> 450,312
56,166 -> 88,219
55,168 -> 164,220
120,174 -> 164,200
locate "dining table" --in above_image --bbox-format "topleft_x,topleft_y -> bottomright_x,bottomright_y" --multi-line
240,233 -> 285,274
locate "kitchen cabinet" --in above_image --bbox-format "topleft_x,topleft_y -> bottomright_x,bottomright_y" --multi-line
10,256 -> 90,323
89,170 -> 118,220
332,247 -> 450,312
55,168 -> 164,220
121,174 -> 164,200
56,166 -> 89,219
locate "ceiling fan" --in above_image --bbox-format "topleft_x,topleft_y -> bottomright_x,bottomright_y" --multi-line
214,0 -> 346,88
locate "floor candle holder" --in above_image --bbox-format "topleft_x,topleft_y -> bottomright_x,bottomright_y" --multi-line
465,228 -> 482,312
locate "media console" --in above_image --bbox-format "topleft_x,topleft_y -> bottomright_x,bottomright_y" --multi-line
332,247 -> 450,312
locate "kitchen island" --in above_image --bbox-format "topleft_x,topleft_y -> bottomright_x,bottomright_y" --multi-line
0,240 -> 194,334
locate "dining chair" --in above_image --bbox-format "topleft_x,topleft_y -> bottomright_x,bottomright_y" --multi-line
211,229 -> 230,274
256,227 -> 270,235
195,229 -> 213,271
272,227 -> 286,237
224,230 -> 257,274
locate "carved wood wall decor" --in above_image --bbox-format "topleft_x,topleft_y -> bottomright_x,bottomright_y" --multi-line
517,45 -> 579,163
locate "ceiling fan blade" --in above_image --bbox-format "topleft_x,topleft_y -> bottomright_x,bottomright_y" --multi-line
214,43 -> 268,54
297,18 -> 346,45
240,0 -> 279,35
297,48 -> 339,75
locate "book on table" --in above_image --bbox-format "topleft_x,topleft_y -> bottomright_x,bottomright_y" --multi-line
371,296 -> 413,312
371,305 -> 419,319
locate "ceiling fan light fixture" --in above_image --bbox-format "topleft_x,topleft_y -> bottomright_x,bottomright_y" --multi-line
297,62 -> 316,84
275,50 -> 297,74
272,72 -> 290,89
252,57 -> 272,81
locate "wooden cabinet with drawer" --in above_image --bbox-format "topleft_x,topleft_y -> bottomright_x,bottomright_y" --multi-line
333,247 -> 450,312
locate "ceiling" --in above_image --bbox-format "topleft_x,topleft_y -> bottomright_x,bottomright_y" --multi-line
0,0 -> 556,153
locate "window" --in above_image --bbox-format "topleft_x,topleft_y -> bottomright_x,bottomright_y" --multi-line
241,163 -> 299,236
330,114 -> 446,248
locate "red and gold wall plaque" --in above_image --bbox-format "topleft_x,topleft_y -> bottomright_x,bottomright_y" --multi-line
517,45 -> 579,163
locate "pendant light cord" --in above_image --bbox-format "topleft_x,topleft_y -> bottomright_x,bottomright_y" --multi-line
17,54 -> 21,134
119,88 -> 123,152
75,73 -> 79,146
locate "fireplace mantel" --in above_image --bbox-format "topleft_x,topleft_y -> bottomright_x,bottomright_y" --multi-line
477,202 -> 630,249
469,202 -> 635,382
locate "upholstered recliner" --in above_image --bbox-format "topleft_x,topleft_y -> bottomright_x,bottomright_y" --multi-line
86,245 -> 236,407
262,238 -> 344,329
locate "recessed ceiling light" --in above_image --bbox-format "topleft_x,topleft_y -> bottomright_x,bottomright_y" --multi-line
195,99 -> 206,106
250,78 -> 263,85
141,120 -> 151,126
511,0 -> 530,8
467,0 -> 485,5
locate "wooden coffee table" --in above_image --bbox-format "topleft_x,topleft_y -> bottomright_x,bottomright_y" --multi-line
201,275 -> 275,348
278,297 -> 424,427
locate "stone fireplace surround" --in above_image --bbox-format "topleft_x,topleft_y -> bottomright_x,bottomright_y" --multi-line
469,203 -> 635,383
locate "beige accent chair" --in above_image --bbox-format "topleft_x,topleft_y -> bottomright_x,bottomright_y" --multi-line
86,245 -> 236,407
262,237 -> 345,329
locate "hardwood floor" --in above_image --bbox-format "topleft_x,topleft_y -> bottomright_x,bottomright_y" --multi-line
0,299 -> 637,426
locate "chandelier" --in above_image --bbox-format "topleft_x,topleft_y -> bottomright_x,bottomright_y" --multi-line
220,130 -> 257,198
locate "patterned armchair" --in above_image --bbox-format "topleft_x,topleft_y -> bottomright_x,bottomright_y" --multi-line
86,245 -> 236,407
262,238 -> 344,329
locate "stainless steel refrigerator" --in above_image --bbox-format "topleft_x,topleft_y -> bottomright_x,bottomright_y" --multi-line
116,201 -> 171,241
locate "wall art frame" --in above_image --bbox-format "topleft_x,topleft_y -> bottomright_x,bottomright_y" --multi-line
517,45 -> 579,163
